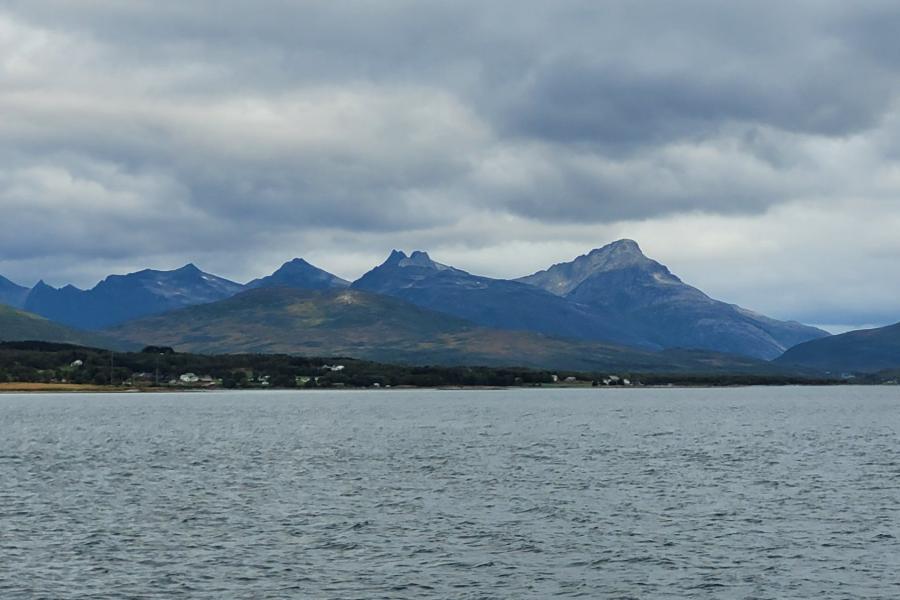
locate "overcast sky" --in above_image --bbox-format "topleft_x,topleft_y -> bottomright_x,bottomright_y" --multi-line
2,1 -> 900,331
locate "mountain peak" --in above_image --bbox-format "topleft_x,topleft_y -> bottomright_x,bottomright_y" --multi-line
516,239 -> 666,296
380,249 -> 448,271
176,263 -> 202,274
405,250 -> 443,269
595,238 -> 644,255
271,258 -> 316,274
246,257 -> 349,291
385,249 -> 408,264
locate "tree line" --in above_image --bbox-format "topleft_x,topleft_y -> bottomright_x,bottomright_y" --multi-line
0,341 -> 842,389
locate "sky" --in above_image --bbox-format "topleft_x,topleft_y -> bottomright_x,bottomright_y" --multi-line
2,1 -> 900,332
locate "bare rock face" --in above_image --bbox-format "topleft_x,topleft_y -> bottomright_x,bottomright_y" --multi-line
517,239 -> 829,360
352,250 -> 644,348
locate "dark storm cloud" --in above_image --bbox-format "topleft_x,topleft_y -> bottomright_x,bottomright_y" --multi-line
2,1 -> 900,326
504,56 -> 890,148
4,1 -> 897,221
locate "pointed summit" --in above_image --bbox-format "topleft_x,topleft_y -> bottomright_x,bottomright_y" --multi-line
379,249 -> 449,270
608,238 -> 640,250
354,249 -> 463,294
597,238 -> 643,255
517,240 -> 828,359
516,238 -> 660,296
383,249 -> 409,266
247,258 -> 349,291
351,249 -> 642,347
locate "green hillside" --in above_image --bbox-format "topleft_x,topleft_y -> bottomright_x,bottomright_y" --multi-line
0,304 -> 122,349
107,287 -> 801,373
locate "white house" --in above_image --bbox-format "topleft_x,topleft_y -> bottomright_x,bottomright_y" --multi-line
179,373 -> 200,384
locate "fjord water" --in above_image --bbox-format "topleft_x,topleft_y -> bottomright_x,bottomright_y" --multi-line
2,389 -> 899,598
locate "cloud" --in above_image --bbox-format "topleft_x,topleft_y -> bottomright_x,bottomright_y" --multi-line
1,2 -> 900,327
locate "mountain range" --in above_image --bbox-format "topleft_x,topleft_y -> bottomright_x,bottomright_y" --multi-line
23,264 -> 244,330
17,257 -> 353,331
351,249 -> 643,347
0,239 -> 865,371
106,286 -> 788,373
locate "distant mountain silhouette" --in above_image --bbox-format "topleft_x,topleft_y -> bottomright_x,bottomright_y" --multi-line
11,241 -> 831,362
247,258 -> 349,291
776,322 -> 900,373
106,286 -> 788,373
0,275 -> 29,309
517,239 -> 828,359
24,264 -> 244,330
352,250 -> 643,347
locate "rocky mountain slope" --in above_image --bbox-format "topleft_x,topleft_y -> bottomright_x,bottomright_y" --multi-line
517,240 -> 828,359
351,250 -> 643,347
105,287 -> 788,373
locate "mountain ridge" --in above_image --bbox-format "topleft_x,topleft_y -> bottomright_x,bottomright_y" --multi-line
515,240 -> 828,359
0,304 -> 125,349
24,264 -> 245,330
247,258 -> 350,291
9,241 -> 831,362
776,321 -> 900,373
105,286 -> 797,373
352,250 -> 646,348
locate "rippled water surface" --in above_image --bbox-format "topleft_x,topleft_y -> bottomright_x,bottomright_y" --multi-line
3,387 -> 900,598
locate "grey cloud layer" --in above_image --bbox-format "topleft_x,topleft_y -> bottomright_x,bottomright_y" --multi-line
2,1 -> 900,326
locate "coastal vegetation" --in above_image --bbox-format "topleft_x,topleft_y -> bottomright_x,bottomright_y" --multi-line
0,341 -> 842,390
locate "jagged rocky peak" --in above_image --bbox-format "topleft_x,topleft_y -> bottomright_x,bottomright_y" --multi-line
516,238 -> 663,296
384,250 -> 450,271
404,250 -> 450,270
385,249 -> 407,263
581,239 -> 655,270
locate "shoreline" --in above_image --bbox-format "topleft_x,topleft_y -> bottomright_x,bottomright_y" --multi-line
0,382 -> 871,393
